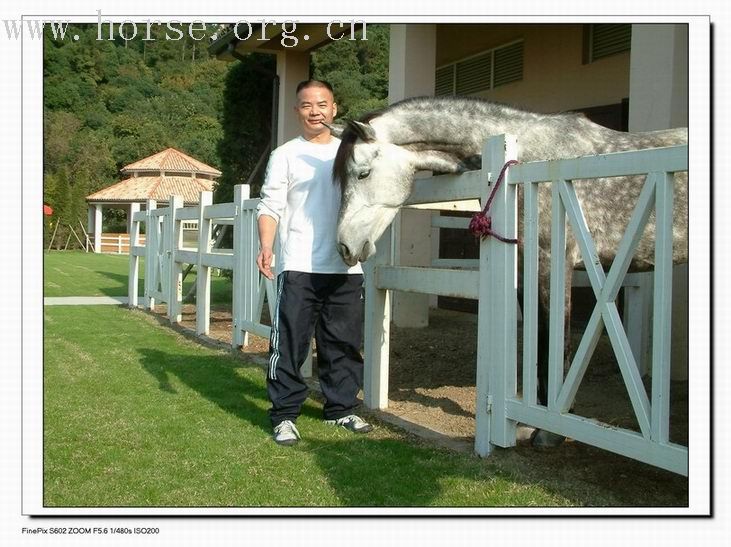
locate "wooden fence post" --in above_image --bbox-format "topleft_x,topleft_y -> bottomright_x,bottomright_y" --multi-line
196,191 -> 213,335
232,184 -> 249,348
363,224 -> 392,409
167,195 -> 183,324
145,199 -> 157,310
475,134 -> 519,456
128,202 -> 141,307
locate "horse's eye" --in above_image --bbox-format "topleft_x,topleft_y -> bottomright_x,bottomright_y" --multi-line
357,170 -> 371,180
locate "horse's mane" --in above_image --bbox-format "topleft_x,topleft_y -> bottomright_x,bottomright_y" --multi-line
333,109 -> 384,191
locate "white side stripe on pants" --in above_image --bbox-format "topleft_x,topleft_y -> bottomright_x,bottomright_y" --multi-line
268,274 -> 285,380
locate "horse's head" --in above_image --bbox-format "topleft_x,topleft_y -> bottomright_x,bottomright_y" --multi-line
332,119 -> 417,265
332,116 -> 469,265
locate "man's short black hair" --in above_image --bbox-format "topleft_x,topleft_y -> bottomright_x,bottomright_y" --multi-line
296,79 -> 334,96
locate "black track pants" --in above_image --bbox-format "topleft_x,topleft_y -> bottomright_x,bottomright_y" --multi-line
267,271 -> 364,427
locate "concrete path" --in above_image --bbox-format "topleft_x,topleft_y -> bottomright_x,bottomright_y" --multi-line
44,296 -> 130,306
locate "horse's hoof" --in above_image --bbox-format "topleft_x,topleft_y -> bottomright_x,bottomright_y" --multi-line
531,429 -> 566,448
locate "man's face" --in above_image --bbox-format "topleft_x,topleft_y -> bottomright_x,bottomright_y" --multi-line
295,86 -> 337,139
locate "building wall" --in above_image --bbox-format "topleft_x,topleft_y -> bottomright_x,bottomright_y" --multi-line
436,24 -> 631,113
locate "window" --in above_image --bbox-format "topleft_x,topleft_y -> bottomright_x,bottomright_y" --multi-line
584,24 -> 632,63
435,40 -> 524,97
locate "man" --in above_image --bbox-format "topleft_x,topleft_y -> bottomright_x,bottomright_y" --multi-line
256,79 -> 373,446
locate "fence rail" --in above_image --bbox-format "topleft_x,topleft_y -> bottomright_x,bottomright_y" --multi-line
128,186 -> 314,377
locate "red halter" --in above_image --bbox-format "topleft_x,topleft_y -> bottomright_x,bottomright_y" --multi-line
468,159 -> 520,245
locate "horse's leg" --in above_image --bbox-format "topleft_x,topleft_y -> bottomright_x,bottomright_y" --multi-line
532,255 -> 573,448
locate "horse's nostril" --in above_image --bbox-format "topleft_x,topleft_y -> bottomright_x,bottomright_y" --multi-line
338,243 -> 351,259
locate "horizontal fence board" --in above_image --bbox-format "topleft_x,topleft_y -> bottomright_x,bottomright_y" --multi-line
431,258 -> 479,269
149,289 -> 165,302
431,216 -> 472,229
199,252 -> 234,270
572,270 -> 649,288
242,198 -> 260,211
407,199 -> 482,212
150,207 -> 170,218
505,400 -> 687,475
175,207 -> 199,221
175,250 -> 198,265
376,265 -> 479,299
240,320 -> 271,340
405,170 -> 483,205
203,202 -> 236,220
511,145 -> 687,184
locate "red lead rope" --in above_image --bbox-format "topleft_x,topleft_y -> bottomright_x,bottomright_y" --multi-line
468,159 -> 520,244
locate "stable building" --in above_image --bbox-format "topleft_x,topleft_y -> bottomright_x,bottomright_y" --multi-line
85,147 -> 221,253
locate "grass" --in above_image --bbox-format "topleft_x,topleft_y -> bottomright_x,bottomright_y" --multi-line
42,305 -> 577,507
43,305 -> 688,508
43,251 -> 233,303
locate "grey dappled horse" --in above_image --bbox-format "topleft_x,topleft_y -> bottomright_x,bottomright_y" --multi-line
330,96 -> 688,446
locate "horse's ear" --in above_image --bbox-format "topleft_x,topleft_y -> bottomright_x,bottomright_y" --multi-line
346,119 -> 377,143
320,121 -> 345,138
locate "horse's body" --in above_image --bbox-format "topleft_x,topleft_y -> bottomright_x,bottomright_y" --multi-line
331,96 -> 688,443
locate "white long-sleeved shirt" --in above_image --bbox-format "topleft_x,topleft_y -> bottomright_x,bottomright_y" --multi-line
256,136 -> 363,275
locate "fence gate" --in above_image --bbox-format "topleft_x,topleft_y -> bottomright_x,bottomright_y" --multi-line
479,134 -> 688,476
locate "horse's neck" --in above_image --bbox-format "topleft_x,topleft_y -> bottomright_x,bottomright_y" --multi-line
374,102 -> 531,150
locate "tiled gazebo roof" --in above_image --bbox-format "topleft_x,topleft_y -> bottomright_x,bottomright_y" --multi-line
86,148 -> 221,205
85,176 -> 215,205
121,148 -> 222,176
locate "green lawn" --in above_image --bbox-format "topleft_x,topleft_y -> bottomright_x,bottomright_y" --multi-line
44,251 -> 233,303
43,306 -> 687,508
42,305 -> 574,507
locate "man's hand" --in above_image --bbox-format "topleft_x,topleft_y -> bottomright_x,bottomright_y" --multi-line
257,246 -> 275,280
257,215 -> 277,280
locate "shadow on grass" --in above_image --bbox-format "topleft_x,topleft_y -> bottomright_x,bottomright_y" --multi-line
300,434 -> 688,507
138,348 -> 279,435
135,347 -> 688,508
97,270 -> 145,297
291,436 -> 511,507
134,348 -> 508,506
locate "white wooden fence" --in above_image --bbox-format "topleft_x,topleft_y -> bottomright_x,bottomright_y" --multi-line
429,215 -> 654,375
364,134 -> 688,475
126,136 -> 688,475
98,233 -> 146,254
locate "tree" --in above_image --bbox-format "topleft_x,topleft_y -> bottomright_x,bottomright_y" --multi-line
312,24 -> 389,120
214,54 -> 275,204
43,22 -> 389,244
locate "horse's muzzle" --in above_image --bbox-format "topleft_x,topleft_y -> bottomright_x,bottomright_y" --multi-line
337,240 -> 374,266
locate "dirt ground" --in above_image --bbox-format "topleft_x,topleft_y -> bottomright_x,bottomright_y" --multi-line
147,301 -> 690,504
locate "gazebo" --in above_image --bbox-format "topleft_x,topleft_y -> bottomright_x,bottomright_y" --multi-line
85,148 -> 221,253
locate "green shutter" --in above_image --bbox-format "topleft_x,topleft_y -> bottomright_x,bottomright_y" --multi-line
436,39 -> 525,96
455,52 -> 492,95
435,65 -> 455,96
493,41 -> 523,87
592,24 -> 631,61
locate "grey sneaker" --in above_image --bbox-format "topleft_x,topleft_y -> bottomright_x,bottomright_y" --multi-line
325,414 -> 373,434
273,420 -> 300,446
